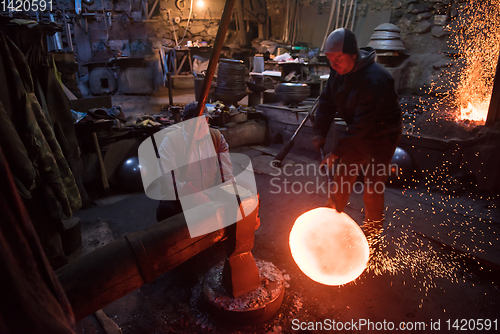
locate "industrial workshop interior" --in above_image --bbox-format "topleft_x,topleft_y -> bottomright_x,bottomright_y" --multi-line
1,0 -> 500,333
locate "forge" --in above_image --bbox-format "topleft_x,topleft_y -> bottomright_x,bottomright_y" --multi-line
399,0 -> 500,194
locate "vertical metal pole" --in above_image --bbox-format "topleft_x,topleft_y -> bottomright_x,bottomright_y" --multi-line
195,0 -> 238,117
166,72 -> 174,106
341,0 -> 348,28
487,46 -> 500,126
236,0 -> 247,47
321,0 -> 338,51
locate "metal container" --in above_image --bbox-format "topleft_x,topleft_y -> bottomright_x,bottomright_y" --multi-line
214,59 -> 247,105
374,23 -> 401,33
370,31 -> 402,40
274,83 -> 311,105
368,23 -> 405,52
169,106 -> 182,123
367,39 -> 405,51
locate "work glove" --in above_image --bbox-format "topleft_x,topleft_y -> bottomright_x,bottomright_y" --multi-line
312,135 -> 326,151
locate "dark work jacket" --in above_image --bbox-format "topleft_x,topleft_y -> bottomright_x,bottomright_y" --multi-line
315,48 -> 402,159
0,32 -> 81,220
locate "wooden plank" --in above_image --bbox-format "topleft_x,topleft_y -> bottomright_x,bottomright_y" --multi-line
175,54 -> 188,75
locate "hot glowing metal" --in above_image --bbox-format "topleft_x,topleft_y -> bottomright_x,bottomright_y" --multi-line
451,0 -> 500,124
289,208 -> 369,286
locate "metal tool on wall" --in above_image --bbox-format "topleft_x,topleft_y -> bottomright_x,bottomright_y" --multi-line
272,97 -> 320,167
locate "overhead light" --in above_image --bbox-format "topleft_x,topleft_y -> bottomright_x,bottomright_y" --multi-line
197,0 -> 205,8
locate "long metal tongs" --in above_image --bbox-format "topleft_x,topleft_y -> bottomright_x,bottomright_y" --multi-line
272,97 -> 320,167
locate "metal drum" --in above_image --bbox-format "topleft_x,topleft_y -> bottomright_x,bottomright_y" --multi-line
368,23 -> 405,52
214,59 -> 248,106
274,83 -> 311,106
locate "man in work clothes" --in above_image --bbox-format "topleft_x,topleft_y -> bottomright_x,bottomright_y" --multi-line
313,28 -> 403,241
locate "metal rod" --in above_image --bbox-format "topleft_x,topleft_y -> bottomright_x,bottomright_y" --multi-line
321,0 -> 338,51
346,0 -> 354,29
66,22 -> 74,52
335,0 -> 341,29
238,0 -> 247,46
284,0 -> 290,43
341,0 -> 348,28
272,97 -> 320,167
351,0 -> 357,31
167,72 -> 174,106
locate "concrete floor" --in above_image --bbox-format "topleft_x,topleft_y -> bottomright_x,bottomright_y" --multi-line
73,88 -> 500,333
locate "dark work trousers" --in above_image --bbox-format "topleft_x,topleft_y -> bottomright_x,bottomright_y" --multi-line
327,136 -> 400,222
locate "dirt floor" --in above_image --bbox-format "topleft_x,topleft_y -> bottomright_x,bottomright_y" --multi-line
73,149 -> 500,334
71,90 -> 500,333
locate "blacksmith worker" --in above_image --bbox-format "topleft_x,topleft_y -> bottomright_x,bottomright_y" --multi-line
313,28 -> 402,242
156,101 -> 234,222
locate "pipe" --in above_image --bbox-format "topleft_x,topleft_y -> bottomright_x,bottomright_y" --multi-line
195,0 -> 237,117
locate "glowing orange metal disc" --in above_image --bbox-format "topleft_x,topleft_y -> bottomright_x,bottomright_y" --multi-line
289,208 -> 369,286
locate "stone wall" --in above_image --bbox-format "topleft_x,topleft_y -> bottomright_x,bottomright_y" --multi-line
292,0 -> 469,94
352,0 -> 470,95
145,0 -> 226,48
387,0 -> 466,94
